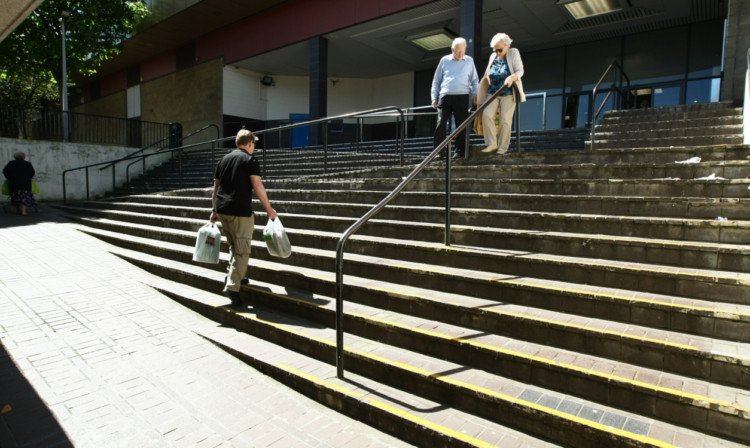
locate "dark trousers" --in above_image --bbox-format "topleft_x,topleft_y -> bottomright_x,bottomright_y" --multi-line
434,94 -> 470,154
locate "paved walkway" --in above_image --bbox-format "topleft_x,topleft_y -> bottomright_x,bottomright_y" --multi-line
0,205 -> 411,448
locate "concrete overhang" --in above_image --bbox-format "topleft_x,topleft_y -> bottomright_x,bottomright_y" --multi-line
0,0 -> 44,42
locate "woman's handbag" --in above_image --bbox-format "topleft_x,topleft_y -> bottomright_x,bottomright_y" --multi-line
31,181 -> 39,194
263,217 -> 292,258
192,222 -> 222,264
1,180 -> 8,195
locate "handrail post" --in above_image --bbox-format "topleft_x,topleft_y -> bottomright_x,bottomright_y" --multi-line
399,109 -> 405,167
445,140 -> 452,246
62,172 -> 67,203
179,148 -> 183,189
323,122 -> 328,175
744,48 -> 750,144
112,164 -> 116,195
85,167 -> 90,201
514,86 -> 521,154
335,239 -> 345,378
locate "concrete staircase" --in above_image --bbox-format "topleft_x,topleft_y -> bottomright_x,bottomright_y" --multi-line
57,102 -> 750,447
119,127 -> 588,195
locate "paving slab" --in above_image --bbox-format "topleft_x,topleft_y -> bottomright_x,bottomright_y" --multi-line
0,205 -> 412,448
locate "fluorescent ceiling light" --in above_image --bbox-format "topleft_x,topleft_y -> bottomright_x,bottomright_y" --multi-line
559,0 -> 622,20
408,32 -> 454,51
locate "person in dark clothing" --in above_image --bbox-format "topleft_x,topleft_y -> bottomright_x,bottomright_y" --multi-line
210,129 -> 277,305
3,152 -> 37,215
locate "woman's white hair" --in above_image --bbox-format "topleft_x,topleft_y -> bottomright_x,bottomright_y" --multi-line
451,37 -> 467,49
490,33 -> 512,48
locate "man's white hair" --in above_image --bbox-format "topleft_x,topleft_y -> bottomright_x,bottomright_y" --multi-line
451,37 -> 467,49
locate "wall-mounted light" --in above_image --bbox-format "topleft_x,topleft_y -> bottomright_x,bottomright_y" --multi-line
261,75 -> 275,86
558,0 -> 623,20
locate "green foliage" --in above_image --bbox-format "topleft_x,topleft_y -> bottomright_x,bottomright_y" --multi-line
0,0 -> 148,108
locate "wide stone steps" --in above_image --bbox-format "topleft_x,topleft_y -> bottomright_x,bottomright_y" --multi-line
349,161 -> 750,182
262,177 -> 750,198
590,135 -> 744,150
594,117 -> 742,134
62,200 -> 750,271
60,102 -> 750,446
66,213 -> 750,336
72,230 -> 750,446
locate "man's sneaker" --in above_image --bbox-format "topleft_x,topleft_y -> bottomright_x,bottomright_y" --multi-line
221,288 -> 241,306
240,278 -> 251,286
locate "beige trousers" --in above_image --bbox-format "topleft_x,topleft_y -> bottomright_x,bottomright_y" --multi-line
217,214 -> 255,292
481,94 -> 516,153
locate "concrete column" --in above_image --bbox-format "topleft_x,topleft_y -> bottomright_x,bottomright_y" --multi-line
723,0 -> 750,103
309,36 -> 328,146
460,0 -> 482,74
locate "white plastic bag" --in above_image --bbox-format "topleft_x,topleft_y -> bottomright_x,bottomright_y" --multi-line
192,222 -> 222,264
263,217 -> 292,258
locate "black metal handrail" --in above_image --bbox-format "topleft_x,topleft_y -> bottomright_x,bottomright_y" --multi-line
62,107 -> 406,202
253,106 -> 406,175
590,60 -> 631,150
124,124 -> 220,192
333,84 -> 520,379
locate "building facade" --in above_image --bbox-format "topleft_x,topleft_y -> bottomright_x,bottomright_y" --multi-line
71,0 -> 750,145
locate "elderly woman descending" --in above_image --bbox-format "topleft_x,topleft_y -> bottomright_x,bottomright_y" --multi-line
3,152 -> 37,215
478,33 -> 526,154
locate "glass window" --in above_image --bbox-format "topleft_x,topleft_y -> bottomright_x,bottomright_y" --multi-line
686,78 -> 721,104
652,85 -> 682,107
521,48 -> 565,95
688,20 -> 724,79
623,26 -> 688,85
566,38 -> 622,92
546,95 -> 563,130
520,94 -> 547,131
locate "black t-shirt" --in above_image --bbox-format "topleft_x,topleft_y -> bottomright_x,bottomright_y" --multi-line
214,149 -> 261,217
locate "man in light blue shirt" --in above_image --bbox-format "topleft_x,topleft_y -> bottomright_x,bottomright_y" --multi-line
431,37 -> 479,160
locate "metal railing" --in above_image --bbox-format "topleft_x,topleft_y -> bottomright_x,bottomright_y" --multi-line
744,48 -> 750,145
590,60 -> 631,150
123,124 -> 220,193
62,107 -> 406,202
254,106 -> 406,176
333,84 -> 520,379
0,105 -> 173,148
63,124 -> 218,202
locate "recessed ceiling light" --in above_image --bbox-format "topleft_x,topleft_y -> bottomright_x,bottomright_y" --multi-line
408,31 -> 455,51
558,0 -> 622,20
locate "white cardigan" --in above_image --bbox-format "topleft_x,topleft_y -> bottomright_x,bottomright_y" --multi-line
477,47 -> 526,104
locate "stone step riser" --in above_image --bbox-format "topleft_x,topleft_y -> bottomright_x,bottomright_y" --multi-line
87,231 -> 747,391
260,192 -> 750,220
602,107 -> 741,121
151,284 -> 678,448
593,127 -> 742,138
588,136 -> 744,149
129,258 -> 749,444
595,121 -> 742,133
346,164 -> 750,181
66,203 -> 749,271
261,179 -> 750,198
70,215 -> 750,336
112,189 -> 750,220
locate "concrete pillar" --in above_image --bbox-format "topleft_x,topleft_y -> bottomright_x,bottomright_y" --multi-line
460,0 -> 482,74
723,0 -> 750,103
309,36 -> 328,146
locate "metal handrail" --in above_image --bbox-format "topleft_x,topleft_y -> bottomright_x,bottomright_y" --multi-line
124,124 -> 220,192
63,107 -> 406,202
590,60 -> 630,150
333,84 -> 519,379
255,106 -> 406,170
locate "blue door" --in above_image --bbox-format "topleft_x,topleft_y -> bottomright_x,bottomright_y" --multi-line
290,114 -> 309,148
